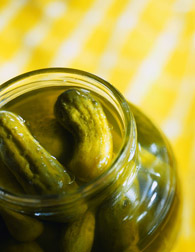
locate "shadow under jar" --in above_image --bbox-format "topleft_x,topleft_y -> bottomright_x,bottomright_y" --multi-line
0,68 -> 180,252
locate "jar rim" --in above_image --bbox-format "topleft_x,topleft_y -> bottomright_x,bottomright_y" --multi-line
0,67 -> 137,208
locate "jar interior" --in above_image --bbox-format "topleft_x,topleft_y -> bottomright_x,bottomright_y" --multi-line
0,69 -> 134,207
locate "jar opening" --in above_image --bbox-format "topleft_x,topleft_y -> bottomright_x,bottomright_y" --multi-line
0,68 -> 137,210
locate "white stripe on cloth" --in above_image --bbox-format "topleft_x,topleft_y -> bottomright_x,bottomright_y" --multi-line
125,0 -> 194,105
0,0 -> 28,32
51,0 -> 114,67
0,1 -> 67,84
162,33 -> 195,140
125,17 -> 184,104
96,0 -> 150,80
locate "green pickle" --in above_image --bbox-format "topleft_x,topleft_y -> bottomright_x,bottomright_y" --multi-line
61,211 -> 95,252
3,240 -> 44,252
97,178 -> 140,252
0,110 -> 76,195
0,75 -> 179,252
54,89 -> 113,183
0,208 -> 44,242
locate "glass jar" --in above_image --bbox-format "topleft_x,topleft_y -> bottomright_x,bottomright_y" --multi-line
0,68 -> 180,252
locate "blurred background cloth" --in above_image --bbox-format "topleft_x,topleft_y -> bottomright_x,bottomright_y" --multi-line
0,0 -> 194,250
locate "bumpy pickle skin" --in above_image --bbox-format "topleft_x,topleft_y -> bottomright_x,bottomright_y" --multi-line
61,211 -> 95,252
0,153 -> 44,243
0,161 -> 24,195
0,110 -> 76,195
0,163 -> 44,243
54,89 -> 113,182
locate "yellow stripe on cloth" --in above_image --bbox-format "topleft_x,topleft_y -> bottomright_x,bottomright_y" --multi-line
0,1 -> 67,82
51,0 -> 115,67
0,0 -> 27,32
0,1 -> 52,62
98,0 -> 179,91
23,0 -> 97,71
70,0 -> 131,72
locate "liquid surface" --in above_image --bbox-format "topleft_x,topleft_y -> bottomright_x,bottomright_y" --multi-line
2,87 -> 123,182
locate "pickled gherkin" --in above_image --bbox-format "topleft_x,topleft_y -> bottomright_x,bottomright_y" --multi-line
0,161 -> 24,195
61,211 -> 95,252
54,89 -> 113,183
0,208 -> 44,242
0,110 -> 76,195
3,240 -> 44,252
97,177 -> 140,252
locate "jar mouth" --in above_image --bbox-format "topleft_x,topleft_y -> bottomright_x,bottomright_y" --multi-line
0,68 -> 137,208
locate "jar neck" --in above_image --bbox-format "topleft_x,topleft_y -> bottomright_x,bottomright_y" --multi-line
0,68 -> 138,219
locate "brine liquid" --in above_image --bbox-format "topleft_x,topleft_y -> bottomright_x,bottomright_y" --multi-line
2,86 -> 124,167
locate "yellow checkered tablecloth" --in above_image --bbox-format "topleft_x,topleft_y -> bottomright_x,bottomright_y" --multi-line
0,0 -> 194,251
